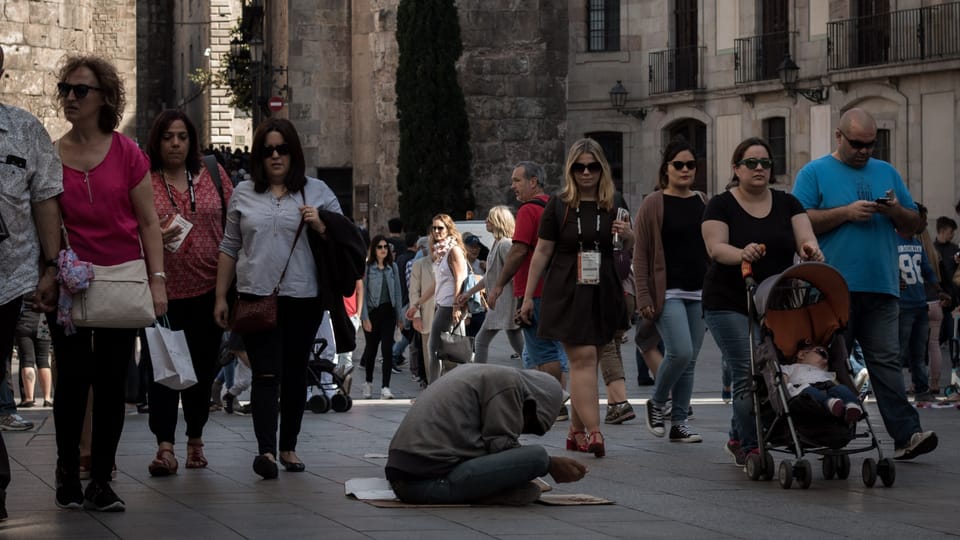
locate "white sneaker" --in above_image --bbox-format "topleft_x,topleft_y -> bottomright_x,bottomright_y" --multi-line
381,387 -> 394,400
362,382 -> 372,399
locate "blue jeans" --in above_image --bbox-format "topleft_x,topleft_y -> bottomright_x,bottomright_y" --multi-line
653,298 -> 705,423
390,445 -> 550,504
847,293 -> 921,448
704,309 -> 760,450
898,305 -> 929,394
0,370 -> 16,416
799,383 -> 859,409
521,298 -> 568,372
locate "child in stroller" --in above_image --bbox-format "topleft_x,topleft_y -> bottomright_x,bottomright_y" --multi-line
782,340 -> 863,424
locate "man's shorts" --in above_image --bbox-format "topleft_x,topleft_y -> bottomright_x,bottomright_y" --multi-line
520,297 -> 569,372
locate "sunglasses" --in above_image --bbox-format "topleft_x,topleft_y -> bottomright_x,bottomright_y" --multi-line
57,82 -> 102,99
376,244 -> 389,249
432,226 -> 445,232
737,158 -> 774,170
671,160 -> 698,171
839,131 -> 876,150
570,162 -> 602,174
263,143 -> 291,156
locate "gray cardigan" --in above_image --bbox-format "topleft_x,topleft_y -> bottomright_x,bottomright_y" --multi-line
220,176 -> 342,297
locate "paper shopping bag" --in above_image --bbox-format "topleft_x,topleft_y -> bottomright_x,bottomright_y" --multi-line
146,323 -> 197,390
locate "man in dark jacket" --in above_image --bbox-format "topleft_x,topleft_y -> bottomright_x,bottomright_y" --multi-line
385,364 -> 587,505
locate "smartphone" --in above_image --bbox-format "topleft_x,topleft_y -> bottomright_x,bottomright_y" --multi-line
875,197 -> 891,205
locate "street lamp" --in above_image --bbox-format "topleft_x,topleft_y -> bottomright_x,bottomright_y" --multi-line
778,53 -> 828,104
608,80 -> 647,120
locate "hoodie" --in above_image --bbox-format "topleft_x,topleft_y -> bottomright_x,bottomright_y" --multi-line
385,364 -> 561,482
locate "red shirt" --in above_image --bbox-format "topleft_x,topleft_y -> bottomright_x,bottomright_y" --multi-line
151,166 -> 233,299
512,193 -> 549,298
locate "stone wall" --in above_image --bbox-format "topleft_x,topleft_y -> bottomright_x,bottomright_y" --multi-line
1,0 -> 138,140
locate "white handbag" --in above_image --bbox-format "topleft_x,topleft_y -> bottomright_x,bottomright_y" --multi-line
72,258 -> 156,328
146,319 -> 197,390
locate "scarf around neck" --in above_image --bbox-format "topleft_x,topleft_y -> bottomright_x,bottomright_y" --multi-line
432,236 -> 458,263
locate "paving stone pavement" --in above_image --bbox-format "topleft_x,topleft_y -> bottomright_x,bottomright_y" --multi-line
2,331 -> 958,539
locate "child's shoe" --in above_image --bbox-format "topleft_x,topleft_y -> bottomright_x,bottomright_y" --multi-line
845,403 -> 863,423
827,398 -> 844,417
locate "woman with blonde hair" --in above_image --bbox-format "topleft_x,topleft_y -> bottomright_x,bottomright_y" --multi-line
422,214 -> 468,383
458,206 -> 524,363
520,138 -> 632,457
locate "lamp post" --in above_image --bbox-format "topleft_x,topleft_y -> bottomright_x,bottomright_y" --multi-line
778,53 -> 828,104
608,80 -> 647,120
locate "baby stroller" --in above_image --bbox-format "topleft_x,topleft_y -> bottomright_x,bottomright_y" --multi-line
743,261 -> 895,489
306,337 -> 354,414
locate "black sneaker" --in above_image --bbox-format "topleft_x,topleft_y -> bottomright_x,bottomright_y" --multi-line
235,403 -> 251,416
669,424 -> 702,443
894,431 -> 938,460
391,364 -> 403,374
556,405 -> 569,422
223,393 -> 235,414
645,400 -> 665,437
393,355 -> 407,367
83,480 -> 125,512
55,468 -> 84,510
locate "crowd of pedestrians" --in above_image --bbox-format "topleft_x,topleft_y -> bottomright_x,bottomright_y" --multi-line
0,43 -> 948,517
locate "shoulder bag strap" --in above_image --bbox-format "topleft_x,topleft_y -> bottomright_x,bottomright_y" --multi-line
273,190 -> 308,293
202,154 -> 227,228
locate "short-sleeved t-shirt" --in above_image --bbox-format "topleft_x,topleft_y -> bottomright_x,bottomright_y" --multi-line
511,194 -> 549,298
702,189 -> 806,314
792,155 -> 914,296
61,132 -> 150,266
661,193 -> 707,291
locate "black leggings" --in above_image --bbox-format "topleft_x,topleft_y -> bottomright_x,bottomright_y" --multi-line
148,291 -> 221,444
242,296 -> 322,456
48,314 -> 135,483
361,304 -> 397,387
1,296 -> 24,493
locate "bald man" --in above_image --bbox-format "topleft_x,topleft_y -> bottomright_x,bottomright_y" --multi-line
792,108 -> 936,461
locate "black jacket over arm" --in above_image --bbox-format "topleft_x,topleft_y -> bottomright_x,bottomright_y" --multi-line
308,210 -> 367,353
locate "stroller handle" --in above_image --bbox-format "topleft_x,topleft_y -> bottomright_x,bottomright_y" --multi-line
741,244 -> 765,291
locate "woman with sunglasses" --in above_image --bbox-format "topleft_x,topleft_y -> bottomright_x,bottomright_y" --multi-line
419,214 -> 468,384
634,140 -> 708,444
143,110 -> 233,476
520,138 -> 632,458
49,55 -> 167,512
701,137 -> 821,465
214,118 -> 342,479
359,234 -> 404,399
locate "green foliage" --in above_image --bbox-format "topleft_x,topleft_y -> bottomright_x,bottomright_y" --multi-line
396,0 -> 474,234
194,25 -> 254,115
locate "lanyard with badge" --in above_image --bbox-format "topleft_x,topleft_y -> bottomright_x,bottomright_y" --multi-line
576,206 -> 601,285
162,169 -> 196,214
161,170 -> 195,252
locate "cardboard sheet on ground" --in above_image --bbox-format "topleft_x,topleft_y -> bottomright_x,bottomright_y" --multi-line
345,477 -> 610,507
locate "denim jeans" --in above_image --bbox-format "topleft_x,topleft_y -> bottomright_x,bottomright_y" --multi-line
704,309 -> 760,450
390,445 -> 550,504
653,298 -> 705,423
847,293 -> 921,448
520,298 -> 568,372
799,383 -> 859,409
898,305 -> 929,394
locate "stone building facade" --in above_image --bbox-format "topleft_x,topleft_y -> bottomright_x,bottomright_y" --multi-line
1,0 -> 139,140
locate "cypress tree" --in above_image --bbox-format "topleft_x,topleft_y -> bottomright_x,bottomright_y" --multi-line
395,0 -> 474,233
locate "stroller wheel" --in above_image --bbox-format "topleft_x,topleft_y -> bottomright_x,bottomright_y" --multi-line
762,451 -> 775,481
309,394 -> 331,414
861,458 -> 877,487
836,455 -> 851,480
822,455 -> 836,480
745,453 -> 763,481
331,393 -> 351,412
796,459 -> 813,489
877,458 -> 896,487
778,460 -> 794,489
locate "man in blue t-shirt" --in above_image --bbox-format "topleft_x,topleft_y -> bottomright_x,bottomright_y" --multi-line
792,108 -> 937,461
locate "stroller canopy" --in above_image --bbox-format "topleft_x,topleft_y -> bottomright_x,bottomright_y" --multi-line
753,262 -> 850,359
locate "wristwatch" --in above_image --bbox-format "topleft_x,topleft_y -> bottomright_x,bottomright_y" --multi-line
150,272 -> 167,280
45,258 -> 58,268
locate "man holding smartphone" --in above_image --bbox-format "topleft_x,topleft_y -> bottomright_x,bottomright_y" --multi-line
0,45 -> 64,520
792,108 -> 937,461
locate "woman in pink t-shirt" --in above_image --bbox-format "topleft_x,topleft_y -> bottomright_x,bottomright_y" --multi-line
144,110 -> 233,477
49,55 -> 166,513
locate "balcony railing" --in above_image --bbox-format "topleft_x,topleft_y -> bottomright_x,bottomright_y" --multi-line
649,46 -> 704,95
734,31 -> 790,84
828,1 -> 960,70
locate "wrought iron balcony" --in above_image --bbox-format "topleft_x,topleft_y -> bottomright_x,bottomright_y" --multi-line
734,31 -> 790,84
828,1 -> 960,70
648,46 -> 705,95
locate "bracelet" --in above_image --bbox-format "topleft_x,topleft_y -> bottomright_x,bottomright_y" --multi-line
44,258 -> 58,268
150,272 -> 167,281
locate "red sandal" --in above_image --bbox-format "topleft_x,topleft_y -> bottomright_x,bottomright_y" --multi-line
185,442 -> 208,469
587,431 -> 605,458
566,427 -> 589,452
148,448 -> 178,477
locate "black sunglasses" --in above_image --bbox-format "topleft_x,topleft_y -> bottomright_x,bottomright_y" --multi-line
376,244 -> 389,249
839,131 -> 876,150
570,162 -> 602,174
57,82 -> 102,99
737,158 -> 774,170
671,160 -> 698,171
263,143 -> 291,156
431,226 -> 445,232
